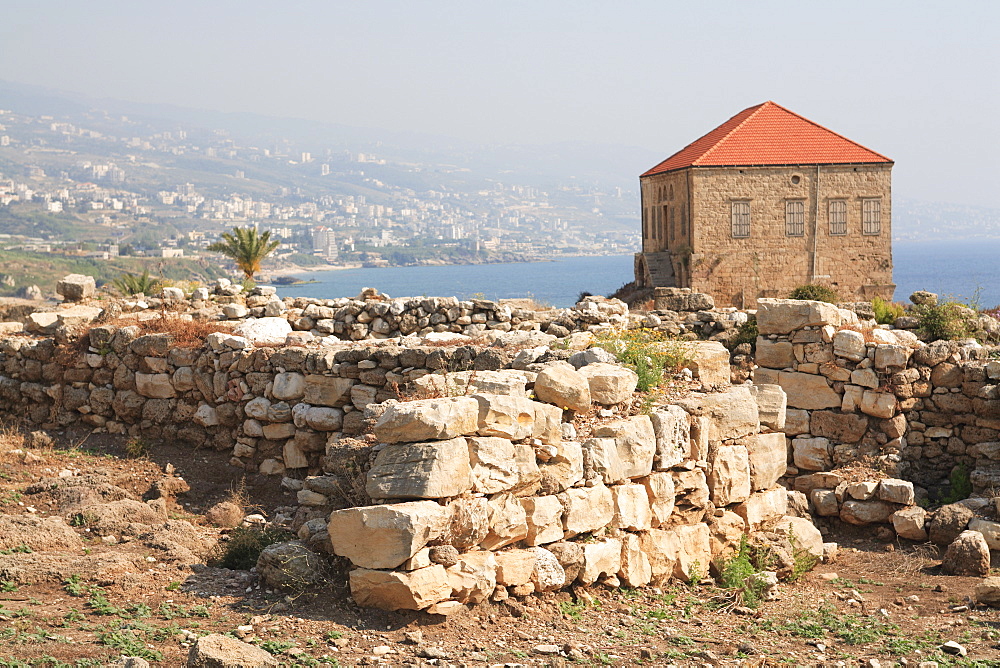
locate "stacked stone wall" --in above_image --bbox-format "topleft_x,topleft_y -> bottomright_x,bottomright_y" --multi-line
752,298 -> 1000,530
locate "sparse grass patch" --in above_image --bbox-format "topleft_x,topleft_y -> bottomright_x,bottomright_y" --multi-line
872,296 -> 906,325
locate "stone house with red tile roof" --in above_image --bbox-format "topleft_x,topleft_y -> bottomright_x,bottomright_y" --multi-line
634,101 -> 895,308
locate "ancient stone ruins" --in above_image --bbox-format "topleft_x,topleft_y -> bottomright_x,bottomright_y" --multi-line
1,276 -> 998,613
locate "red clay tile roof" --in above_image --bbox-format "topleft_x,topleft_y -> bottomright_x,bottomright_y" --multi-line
641,101 -> 892,177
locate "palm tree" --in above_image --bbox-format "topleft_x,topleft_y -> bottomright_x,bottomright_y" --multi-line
112,268 -> 161,296
206,227 -> 280,281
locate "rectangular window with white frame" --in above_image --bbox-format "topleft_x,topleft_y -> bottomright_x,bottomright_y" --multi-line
731,201 -> 750,238
785,200 -> 805,236
862,198 -> 881,235
829,200 -> 847,235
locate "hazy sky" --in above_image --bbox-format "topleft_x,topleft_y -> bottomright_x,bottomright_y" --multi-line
1,1 -> 997,206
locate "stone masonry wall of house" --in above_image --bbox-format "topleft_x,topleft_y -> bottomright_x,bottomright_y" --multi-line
640,165 -> 893,307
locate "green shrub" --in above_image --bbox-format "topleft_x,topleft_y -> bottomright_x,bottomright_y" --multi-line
871,297 -> 905,325
916,302 -> 973,341
940,462 -> 972,503
719,535 -> 774,608
208,525 -> 291,570
789,284 -> 839,303
594,329 -> 691,392
727,318 -> 758,350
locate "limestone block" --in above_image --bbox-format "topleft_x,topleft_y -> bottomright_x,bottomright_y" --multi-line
845,481 -> 878,500
472,394 -> 535,441
735,488 -> 788,528
582,438 -> 626,485
850,368 -> 879,389
771,371 -> 841,410
674,385 -> 760,444
784,408 -> 810,436
773,515 -> 824,559
305,406 -> 343,431
262,422 -> 295,440
26,311 -> 59,334
874,344 -> 911,370
976,577 -> 1000,607
750,384 -> 787,431
303,375 -> 354,407
811,489 -> 840,516
222,303 -> 248,319
682,340 -> 732,388
481,493 -> 529,550
366,437 -> 472,499
532,402 -> 564,445
792,437 -> 831,471
618,534 -> 652,588
756,339 -> 795,369
188,635 -> 279,667
756,299 -> 843,335
578,362 -> 638,405
673,524 -> 712,582
860,391 -> 896,419
374,397 -> 479,443
135,372 -> 175,399
578,538 -> 623,585
350,565 -> 452,611
494,549 -> 536,587
878,478 -> 915,505
833,329 -> 866,362
707,444 -> 751,506
639,529 -> 678,584
328,501 -> 448,569
561,484 -> 614,537
941,530 -> 990,576
281,440 -> 309,469
649,405 -> 691,470
891,506 -> 927,541
533,362 -> 591,413
842,384 -> 865,412
244,397 -> 270,420
748,432 -> 787,491
272,372 -> 305,401
707,510 -> 747,562
929,504 -> 974,545
232,317 -> 292,346
464,436 -> 519,495
611,483 -> 652,531
840,500 -> 895,525
640,472 -> 675,527
56,274 -> 96,301
56,305 -> 103,330
521,496 -> 564,545
537,445 -> 581,495
530,546 -> 567,591
809,411 -> 869,443
671,469 -> 710,524
193,404 -> 219,427
969,518 -> 1000,551
414,369 -> 533,398
593,415 -> 656,480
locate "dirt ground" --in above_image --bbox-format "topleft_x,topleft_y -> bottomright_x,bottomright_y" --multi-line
0,426 -> 998,667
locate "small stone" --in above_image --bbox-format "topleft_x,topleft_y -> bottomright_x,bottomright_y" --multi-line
819,572 -> 839,581
532,644 -> 561,655
940,640 -> 966,656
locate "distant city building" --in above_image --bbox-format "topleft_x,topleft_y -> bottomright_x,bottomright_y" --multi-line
311,226 -> 338,260
635,101 -> 894,307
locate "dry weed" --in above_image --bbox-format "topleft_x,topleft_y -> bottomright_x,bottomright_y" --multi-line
0,422 -> 26,454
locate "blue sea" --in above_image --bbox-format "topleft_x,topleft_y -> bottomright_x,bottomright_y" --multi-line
272,240 -> 1000,309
